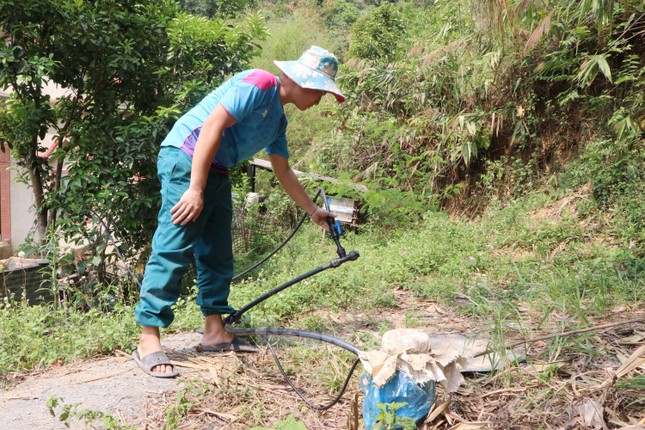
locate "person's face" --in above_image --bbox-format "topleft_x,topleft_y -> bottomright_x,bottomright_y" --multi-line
294,87 -> 326,111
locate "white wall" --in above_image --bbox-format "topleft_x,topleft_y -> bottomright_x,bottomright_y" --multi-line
9,163 -> 36,251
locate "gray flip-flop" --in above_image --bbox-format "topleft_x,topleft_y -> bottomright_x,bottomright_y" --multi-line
195,336 -> 258,353
132,350 -> 179,378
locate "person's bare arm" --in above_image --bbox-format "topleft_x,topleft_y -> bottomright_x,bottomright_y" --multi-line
269,154 -> 332,229
171,104 -> 236,225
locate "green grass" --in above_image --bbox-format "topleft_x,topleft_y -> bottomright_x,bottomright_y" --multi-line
227,187 -> 642,335
1,183 -> 642,383
0,302 -> 138,384
250,6 -> 338,74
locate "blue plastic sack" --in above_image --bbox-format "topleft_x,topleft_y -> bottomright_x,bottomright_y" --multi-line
360,370 -> 436,429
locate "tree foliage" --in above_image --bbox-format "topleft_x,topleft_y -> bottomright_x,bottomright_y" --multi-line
349,3 -> 405,62
0,0 -> 267,284
178,0 -> 255,18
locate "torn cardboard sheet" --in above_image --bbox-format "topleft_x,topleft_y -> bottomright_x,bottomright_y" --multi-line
359,329 -> 466,392
359,329 -> 524,392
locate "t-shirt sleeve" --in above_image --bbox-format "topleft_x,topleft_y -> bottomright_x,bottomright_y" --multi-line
219,82 -> 262,122
265,114 -> 289,159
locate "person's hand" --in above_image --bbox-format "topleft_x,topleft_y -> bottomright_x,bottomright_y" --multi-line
171,188 -> 204,225
309,206 -> 334,231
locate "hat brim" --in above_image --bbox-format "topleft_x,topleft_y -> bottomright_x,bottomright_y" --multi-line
274,60 -> 345,103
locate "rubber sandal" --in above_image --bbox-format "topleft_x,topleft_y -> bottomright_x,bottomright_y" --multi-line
195,336 -> 258,353
132,350 -> 179,378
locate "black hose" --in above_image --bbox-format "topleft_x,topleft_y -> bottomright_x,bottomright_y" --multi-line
228,326 -> 362,411
224,188 -> 362,410
227,326 -> 361,355
225,250 -> 359,325
320,188 -> 346,258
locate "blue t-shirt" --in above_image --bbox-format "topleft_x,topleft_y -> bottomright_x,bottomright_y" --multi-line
161,69 -> 289,168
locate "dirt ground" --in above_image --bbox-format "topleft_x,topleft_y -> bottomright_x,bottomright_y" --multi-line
0,332 -> 203,430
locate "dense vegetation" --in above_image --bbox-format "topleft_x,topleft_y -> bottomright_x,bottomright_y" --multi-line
0,0 -> 643,428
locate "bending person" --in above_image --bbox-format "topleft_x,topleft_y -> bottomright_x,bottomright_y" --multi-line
132,46 -> 345,378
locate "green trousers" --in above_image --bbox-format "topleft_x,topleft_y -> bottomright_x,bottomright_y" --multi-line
134,147 -> 235,328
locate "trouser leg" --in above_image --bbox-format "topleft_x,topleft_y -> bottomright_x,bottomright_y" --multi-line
195,174 -> 235,316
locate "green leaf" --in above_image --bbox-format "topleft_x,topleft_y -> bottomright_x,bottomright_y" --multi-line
595,55 -> 612,82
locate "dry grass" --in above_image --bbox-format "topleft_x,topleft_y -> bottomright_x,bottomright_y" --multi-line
142,349 -> 362,429
423,329 -> 645,429
139,291 -> 644,429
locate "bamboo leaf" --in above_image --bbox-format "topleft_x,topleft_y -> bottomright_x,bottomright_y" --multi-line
596,54 -> 613,82
524,11 -> 554,54
577,54 -> 612,86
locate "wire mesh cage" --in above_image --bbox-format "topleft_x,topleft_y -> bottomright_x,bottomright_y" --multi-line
231,189 -> 301,277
